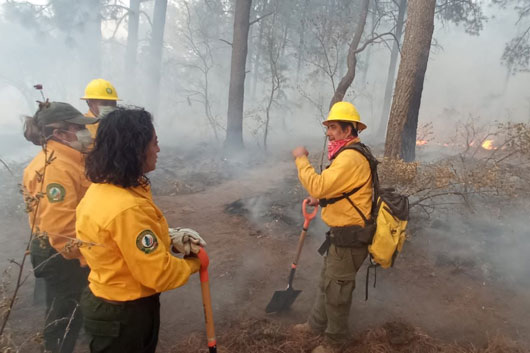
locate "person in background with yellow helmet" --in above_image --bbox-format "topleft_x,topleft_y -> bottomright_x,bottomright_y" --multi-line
80,78 -> 119,138
291,101 -> 373,353
22,102 -> 97,353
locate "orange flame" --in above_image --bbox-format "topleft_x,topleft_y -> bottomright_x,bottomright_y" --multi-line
481,139 -> 495,150
416,140 -> 428,146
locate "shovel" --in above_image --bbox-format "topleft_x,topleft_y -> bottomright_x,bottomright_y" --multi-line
265,199 -> 318,313
197,248 -> 217,353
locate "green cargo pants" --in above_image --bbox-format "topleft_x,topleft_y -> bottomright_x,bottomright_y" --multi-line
80,288 -> 160,353
308,243 -> 368,343
30,238 -> 89,353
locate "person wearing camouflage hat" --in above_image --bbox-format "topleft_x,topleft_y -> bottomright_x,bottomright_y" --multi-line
22,102 -> 98,353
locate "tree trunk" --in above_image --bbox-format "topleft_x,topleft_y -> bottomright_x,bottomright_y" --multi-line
384,0 -> 435,161
328,0 -> 370,109
359,0 -> 377,86
377,0 -> 407,140
295,0 -> 309,84
89,3 -> 102,77
147,0 -> 167,114
224,0 -> 252,151
125,0 -> 140,98
81,0 -> 102,78
251,19 -> 264,99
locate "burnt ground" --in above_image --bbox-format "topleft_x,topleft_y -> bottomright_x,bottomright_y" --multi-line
1,145 -> 529,352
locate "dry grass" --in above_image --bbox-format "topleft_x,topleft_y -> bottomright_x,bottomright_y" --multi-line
377,121 -> 530,216
172,319 -> 528,353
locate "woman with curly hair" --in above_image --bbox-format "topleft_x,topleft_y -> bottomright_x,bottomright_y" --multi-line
76,108 -> 206,353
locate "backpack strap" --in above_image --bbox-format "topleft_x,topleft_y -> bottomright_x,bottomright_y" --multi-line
343,193 -> 369,226
365,260 -> 378,301
318,185 -> 364,207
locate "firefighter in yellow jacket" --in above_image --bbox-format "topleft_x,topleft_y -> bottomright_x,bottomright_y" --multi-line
23,102 -> 98,353
292,102 -> 373,353
76,108 -> 206,353
80,78 -> 119,138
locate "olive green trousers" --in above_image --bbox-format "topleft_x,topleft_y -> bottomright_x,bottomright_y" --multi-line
308,243 -> 368,343
30,238 -> 89,353
80,288 -> 160,353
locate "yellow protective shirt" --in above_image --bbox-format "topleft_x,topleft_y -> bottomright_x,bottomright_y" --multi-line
23,140 -> 90,264
84,110 -> 99,138
295,139 -> 372,227
76,183 -> 201,301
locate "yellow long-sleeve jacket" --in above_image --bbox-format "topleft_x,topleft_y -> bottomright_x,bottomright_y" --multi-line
295,139 -> 372,227
84,110 -> 99,138
76,183 -> 201,301
23,140 -> 90,264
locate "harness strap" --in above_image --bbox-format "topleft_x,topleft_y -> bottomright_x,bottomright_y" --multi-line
365,260 -> 378,301
343,194 -> 369,227
318,186 -> 362,207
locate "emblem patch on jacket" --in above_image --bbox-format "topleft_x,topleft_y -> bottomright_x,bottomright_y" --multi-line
136,230 -> 159,254
46,183 -> 66,203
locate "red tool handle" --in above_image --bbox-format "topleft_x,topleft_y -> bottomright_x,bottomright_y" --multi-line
197,249 -> 217,352
302,199 -> 318,229
291,200 -> 319,273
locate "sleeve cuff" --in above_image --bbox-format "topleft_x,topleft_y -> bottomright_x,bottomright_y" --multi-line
185,257 -> 201,274
295,155 -> 310,169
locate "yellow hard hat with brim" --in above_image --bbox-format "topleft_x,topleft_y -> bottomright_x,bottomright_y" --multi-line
81,78 -> 119,101
323,101 -> 366,131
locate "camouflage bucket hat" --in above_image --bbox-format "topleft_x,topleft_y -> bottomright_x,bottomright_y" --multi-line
34,102 -> 99,127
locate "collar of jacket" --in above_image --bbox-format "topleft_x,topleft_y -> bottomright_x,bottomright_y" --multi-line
45,139 -> 84,163
128,182 -> 153,199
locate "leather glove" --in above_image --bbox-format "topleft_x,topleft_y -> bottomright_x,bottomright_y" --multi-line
169,227 -> 206,255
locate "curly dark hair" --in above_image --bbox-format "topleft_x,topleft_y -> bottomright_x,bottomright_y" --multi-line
85,108 -> 154,188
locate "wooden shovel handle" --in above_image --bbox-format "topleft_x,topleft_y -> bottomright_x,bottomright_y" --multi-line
198,249 -> 217,352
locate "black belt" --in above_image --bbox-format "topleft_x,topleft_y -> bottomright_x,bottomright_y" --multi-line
99,293 -> 160,306
317,224 -> 375,256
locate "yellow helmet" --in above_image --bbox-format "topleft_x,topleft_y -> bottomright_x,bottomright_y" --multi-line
324,101 -> 366,131
81,78 -> 119,101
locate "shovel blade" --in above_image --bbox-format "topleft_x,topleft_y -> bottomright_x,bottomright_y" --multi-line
265,288 -> 302,313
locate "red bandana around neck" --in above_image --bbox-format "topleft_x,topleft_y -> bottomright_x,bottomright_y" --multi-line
327,137 -> 355,160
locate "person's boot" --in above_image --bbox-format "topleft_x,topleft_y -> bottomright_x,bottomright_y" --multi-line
293,322 -> 318,334
311,343 -> 339,353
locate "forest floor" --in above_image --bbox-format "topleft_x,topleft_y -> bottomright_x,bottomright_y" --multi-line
1,143 -> 529,353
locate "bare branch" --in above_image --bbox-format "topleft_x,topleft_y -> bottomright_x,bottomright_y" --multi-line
0,157 -> 14,176
219,38 -> 233,46
249,11 -> 274,26
355,32 -> 399,55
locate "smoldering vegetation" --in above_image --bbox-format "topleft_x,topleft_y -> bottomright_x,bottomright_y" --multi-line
207,120 -> 530,351
174,318 -> 527,353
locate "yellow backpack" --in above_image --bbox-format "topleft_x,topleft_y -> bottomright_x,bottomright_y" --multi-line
369,189 -> 409,269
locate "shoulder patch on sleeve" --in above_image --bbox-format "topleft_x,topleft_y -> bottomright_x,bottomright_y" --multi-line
136,230 -> 159,254
46,183 -> 66,203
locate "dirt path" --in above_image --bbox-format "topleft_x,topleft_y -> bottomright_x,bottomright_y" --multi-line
155,158 -> 317,351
